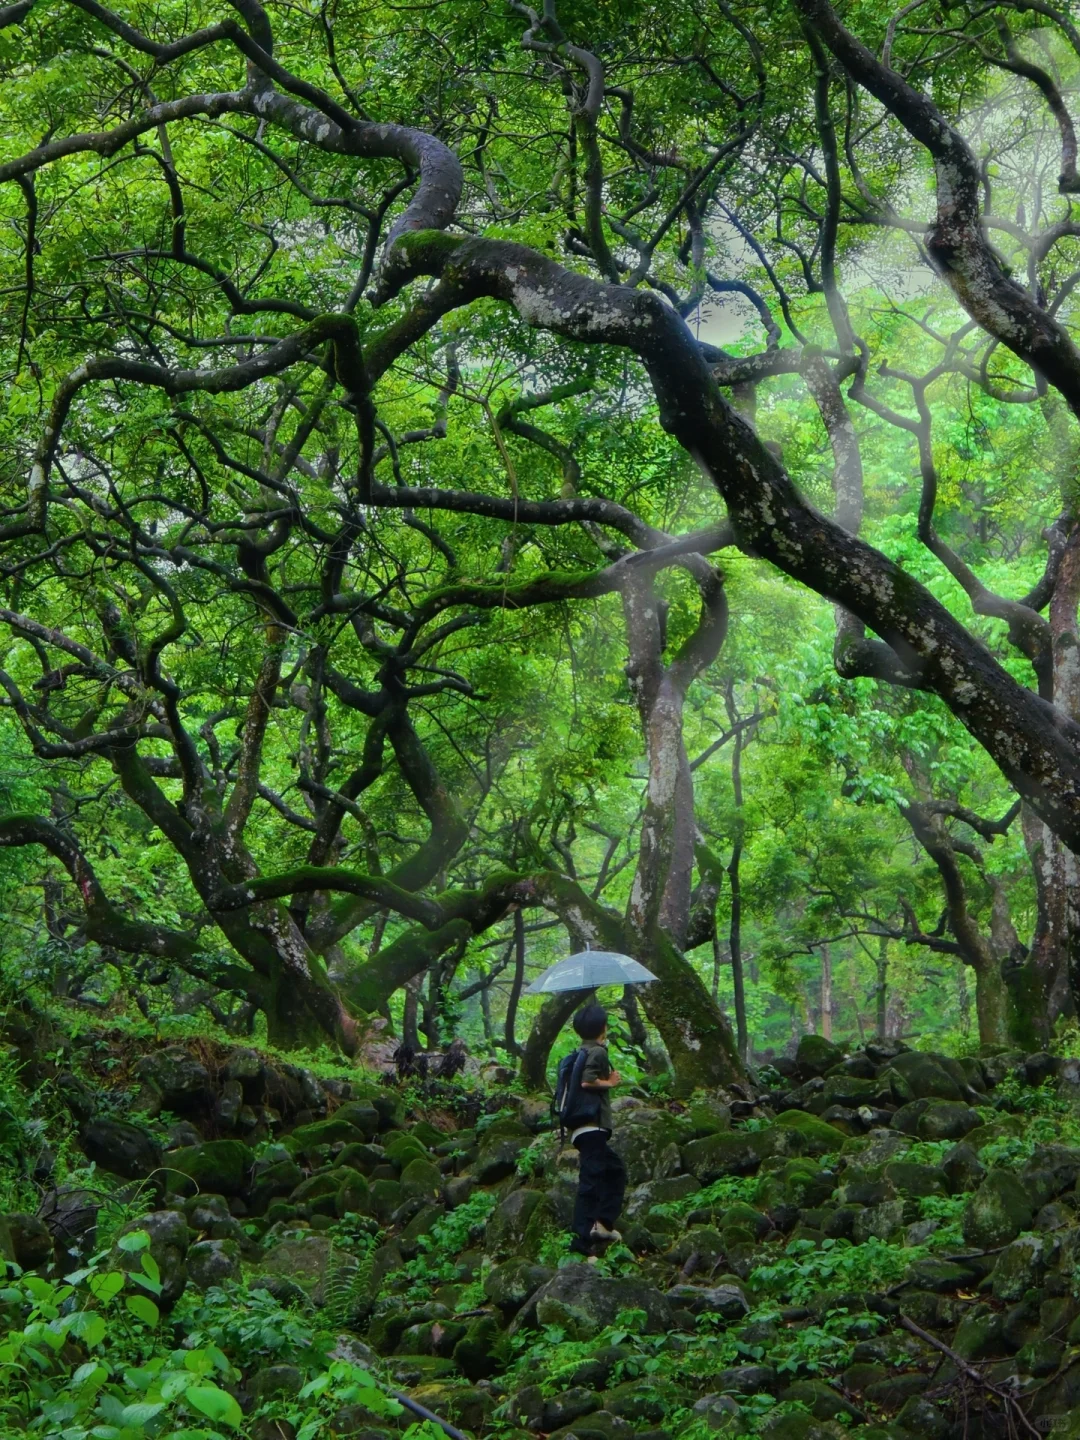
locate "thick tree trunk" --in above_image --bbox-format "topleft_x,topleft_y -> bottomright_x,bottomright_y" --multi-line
875,936 -> 888,1040
728,727 -> 749,1062
637,927 -> 744,1094
972,959 -> 1009,1049
520,988 -> 593,1090
820,943 -> 833,1040
503,909 -> 526,1058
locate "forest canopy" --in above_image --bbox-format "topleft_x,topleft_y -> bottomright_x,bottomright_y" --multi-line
4,0 -> 1080,1087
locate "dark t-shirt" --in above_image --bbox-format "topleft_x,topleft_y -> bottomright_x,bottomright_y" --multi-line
580,1041 -> 612,1132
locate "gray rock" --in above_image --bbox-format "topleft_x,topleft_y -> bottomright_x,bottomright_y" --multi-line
187,1237 -> 242,1289
470,1138 -> 527,1185
541,1388 -> 602,1431
796,1035 -> 844,1077
134,1047 -> 212,1113
916,1102 -> 981,1141
963,1170 -> 1035,1249
526,1265 -> 676,1338
942,1142 -> 986,1195
624,1175 -> 700,1220
80,1119 -> 162,1180
485,1189 -> 546,1257
249,1365 -> 303,1402
484,1257 -> 554,1315
852,1200 -> 905,1243
5,1213 -> 51,1270
37,1186 -> 98,1261
992,1234 -> 1048,1302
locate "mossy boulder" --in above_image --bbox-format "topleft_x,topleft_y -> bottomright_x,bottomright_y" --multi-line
951,1306 -> 1008,1361
882,1161 -> 948,1199
991,1234 -> 1048,1301
452,1314 -> 510,1380
756,1159 -> 835,1211
665,1225 -> 726,1268
774,1110 -> 845,1155
527,1265 -> 676,1338
165,1140 -> 253,1197
681,1128 -> 778,1181
686,1095 -> 732,1137
6,1213 -> 51,1271
916,1102 -> 981,1141
410,1382 -> 492,1432
259,1233 -> 332,1294
337,1172 -> 372,1218
401,1157 -> 443,1201
485,1188 -> 547,1257
471,1137 -> 529,1184
370,1178 -> 404,1221
286,1117 -> 370,1157
80,1118 -> 162,1181
337,1143 -> 387,1175
942,1143 -> 986,1196
886,1051 -> 965,1101
385,1135 -> 429,1172
611,1110 -> 687,1185
187,1237 -> 242,1289
625,1175 -> 700,1220
962,1114 -> 1027,1150
484,1257 -> 555,1316
962,1169 -> 1035,1248
330,1102 -> 380,1139
796,1035 -> 844,1077
249,1158 -> 303,1216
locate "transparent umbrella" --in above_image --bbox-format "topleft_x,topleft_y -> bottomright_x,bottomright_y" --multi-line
524,948 -> 659,994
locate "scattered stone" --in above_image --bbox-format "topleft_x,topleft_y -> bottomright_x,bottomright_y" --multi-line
187,1237 -> 242,1289
526,1265 -> 676,1338
963,1170 -> 1035,1249
80,1118 -> 162,1180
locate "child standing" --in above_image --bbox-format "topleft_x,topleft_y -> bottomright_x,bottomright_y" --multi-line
567,1003 -> 627,1255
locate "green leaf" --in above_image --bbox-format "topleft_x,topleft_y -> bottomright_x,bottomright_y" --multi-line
117,1231 -> 151,1254
125,1294 -> 160,1326
185,1382 -> 243,1430
88,1272 -> 124,1303
121,1400 -> 166,1426
140,1252 -> 160,1284
68,1312 -> 107,1348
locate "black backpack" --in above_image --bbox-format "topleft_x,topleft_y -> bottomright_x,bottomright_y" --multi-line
553,1046 -> 603,1138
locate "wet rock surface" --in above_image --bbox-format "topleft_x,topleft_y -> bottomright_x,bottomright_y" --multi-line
5,1032 -> 1080,1439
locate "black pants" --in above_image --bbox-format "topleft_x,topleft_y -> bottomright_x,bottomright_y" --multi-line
572,1130 -> 627,1251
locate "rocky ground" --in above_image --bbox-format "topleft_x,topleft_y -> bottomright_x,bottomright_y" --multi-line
4,1022 -> 1080,1438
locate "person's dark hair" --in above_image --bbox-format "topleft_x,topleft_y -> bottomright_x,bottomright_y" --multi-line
573,1003 -> 608,1041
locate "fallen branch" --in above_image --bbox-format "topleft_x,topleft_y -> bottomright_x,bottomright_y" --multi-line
897,1314 -> 1041,1439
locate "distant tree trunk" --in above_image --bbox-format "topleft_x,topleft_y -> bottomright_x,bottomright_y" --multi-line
728,723 -> 749,1062
875,936 -> 888,1040
820,943 -> 833,1041
503,909 -> 526,1058
901,800 -> 1008,1046
479,978 -> 494,1050
957,966 -> 971,1034
616,568 -> 745,1089
402,974 -> 421,1051
711,929 -> 724,1002
1008,522 -> 1080,1041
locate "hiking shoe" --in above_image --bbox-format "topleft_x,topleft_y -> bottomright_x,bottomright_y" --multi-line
590,1222 -> 622,1243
